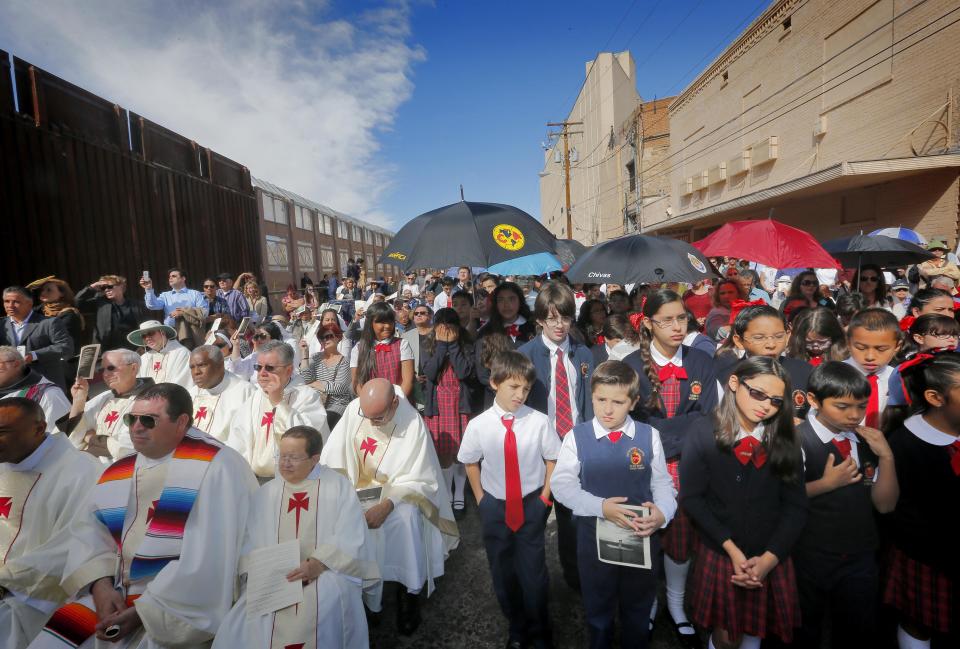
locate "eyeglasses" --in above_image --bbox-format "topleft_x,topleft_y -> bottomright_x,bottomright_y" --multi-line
800,280 -> 818,287
925,333 -> 959,341
745,332 -> 787,343
102,364 -> 131,372
203,284 -> 216,289
859,276 -> 880,283
648,314 -> 689,329
543,316 -> 573,327
274,453 -> 311,464
894,287 -> 909,292
122,413 -> 159,428
359,403 -> 397,425
253,333 -> 270,341
805,339 -> 833,350
254,363 -> 289,373
740,381 -> 784,408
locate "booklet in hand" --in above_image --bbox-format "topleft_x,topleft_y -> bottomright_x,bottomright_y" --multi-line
76,344 -> 101,380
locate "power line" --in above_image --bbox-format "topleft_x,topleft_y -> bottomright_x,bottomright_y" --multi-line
634,0 -> 708,72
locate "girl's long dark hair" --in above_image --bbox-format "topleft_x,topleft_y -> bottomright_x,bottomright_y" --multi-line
421,307 -> 469,357
356,302 -> 395,386
576,298 -> 607,346
786,307 -> 848,362
851,264 -> 889,306
482,282 -> 531,334
715,356 -> 801,482
636,289 -> 683,411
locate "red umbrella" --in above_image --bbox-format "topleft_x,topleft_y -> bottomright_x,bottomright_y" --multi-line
693,219 -> 840,269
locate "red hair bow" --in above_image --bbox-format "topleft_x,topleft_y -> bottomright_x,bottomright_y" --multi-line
629,312 -> 645,333
728,299 -> 765,325
896,352 -> 935,406
898,315 -> 916,332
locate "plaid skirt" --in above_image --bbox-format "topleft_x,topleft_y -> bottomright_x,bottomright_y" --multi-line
425,364 -> 468,456
883,545 -> 955,634
688,543 -> 801,643
663,458 -> 696,561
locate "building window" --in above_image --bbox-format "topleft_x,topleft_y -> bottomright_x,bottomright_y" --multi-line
294,206 -> 313,231
261,193 -> 274,221
320,214 -> 333,236
320,246 -> 334,271
269,198 -> 288,225
782,15 -> 791,30
338,251 -> 349,276
626,160 -> 636,193
366,254 -> 375,274
265,235 -> 289,271
297,242 -> 315,272
337,220 -> 349,239
353,225 -> 361,242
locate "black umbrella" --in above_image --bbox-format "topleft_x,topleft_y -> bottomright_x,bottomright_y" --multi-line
554,239 -> 589,269
379,201 -> 558,271
565,234 -> 718,285
822,234 -> 934,268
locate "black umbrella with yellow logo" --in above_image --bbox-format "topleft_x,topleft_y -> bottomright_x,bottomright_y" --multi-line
378,201 -> 559,271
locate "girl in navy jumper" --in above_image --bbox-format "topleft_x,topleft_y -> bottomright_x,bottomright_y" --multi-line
885,351 -> 960,648
623,289 -> 717,644
680,356 -> 807,649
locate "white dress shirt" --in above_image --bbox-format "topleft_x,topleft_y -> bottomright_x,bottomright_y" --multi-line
551,417 -> 676,526
542,334 -> 579,426
844,358 -> 894,423
433,291 -> 452,310
349,337 -> 414,368
804,412 -> 862,468
457,402 -> 561,499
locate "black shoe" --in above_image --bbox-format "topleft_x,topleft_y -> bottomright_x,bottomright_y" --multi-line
396,589 -> 421,636
671,620 -> 699,648
504,640 -> 523,649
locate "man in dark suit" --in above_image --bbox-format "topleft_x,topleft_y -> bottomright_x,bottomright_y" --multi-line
2,286 -> 74,389
75,274 -> 144,351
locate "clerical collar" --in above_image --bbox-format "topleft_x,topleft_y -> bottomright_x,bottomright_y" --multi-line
807,412 -> 857,444
113,378 -> 150,398
2,434 -> 53,472
202,374 -> 231,396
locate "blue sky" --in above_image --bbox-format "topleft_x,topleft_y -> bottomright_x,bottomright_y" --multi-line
1,0 -> 770,231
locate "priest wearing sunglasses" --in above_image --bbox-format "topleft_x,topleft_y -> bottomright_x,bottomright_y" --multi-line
29,383 -> 258,649
226,340 -> 329,482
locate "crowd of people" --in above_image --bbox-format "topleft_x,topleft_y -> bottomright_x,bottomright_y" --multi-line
1,242 -> 959,649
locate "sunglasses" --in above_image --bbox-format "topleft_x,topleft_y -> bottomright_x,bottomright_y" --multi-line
101,284 -> 115,289
860,276 -> 879,283
102,364 -> 129,372
414,311 -> 429,316
740,381 -> 784,408
122,413 -> 159,428
254,363 -> 288,373
253,333 -> 270,341
800,280 -> 818,287
320,334 -> 338,341
894,287 -> 909,291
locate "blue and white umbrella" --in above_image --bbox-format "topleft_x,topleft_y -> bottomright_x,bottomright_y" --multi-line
869,227 -> 927,246
486,252 -> 563,277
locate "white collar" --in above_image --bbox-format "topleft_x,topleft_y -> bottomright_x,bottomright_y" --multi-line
492,401 -> 527,421
904,414 -> 960,447
541,334 -> 570,354
307,463 -> 324,480
200,373 -> 232,396
843,357 -> 890,378
591,417 -> 635,440
504,315 -> 526,327
1,434 -> 54,472
649,342 -> 682,367
11,311 -> 32,326
735,422 -> 765,442
807,412 -> 858,445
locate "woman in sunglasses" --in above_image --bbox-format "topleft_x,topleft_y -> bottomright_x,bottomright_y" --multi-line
227,322 -> 287,385
299,323 -> 351,429
851,264 -> 893,311
681,355 -> 806,649
785,271 -> 834,312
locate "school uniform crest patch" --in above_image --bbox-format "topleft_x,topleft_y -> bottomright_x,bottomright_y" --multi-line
580,362 -> 589,378
793,390 -> 806,408
628,447 -> 645,470
688,380 -> 702,400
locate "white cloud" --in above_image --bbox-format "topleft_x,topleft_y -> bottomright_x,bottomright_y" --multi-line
0,0 -> 423,229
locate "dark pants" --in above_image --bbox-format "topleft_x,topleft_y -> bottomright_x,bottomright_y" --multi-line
576,519 -> 658,649
555,500 -> 580,589
479,490 -> 553,648
793,548 -> 879,649
326,410 -> 342,431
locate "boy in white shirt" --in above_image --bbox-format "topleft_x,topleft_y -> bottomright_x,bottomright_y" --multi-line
458,351 -> 560,649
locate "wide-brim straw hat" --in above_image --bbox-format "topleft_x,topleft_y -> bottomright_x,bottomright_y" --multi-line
127,320 -> 177,347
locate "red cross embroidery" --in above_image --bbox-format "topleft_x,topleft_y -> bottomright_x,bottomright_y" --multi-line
0,497 -> 11,518
285,644 -> 305,649
104,410 -> 120,427
360,436 -> 378,462
146,499 -> 160,524
288,492 -> 310,536
153,361 -> 162,372
261,409 -> 275,443
195,406 -> 208,422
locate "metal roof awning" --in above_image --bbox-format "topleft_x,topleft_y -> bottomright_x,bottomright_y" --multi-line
649,152 -> 960,231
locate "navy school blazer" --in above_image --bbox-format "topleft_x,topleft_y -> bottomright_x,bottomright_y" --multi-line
623,344 -> 718,459
518,335 -> 594,424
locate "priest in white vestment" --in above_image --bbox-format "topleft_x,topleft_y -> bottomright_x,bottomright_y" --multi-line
0,398 -> 102,649
0,347 -> 71,433
28,383 -> 258,649
213,425 -> 379,649
226,341 -> 329,481
57,350 -> 154,462
320,378 -> 459,636
186,345 -> 255,443
128,321 -> 191,387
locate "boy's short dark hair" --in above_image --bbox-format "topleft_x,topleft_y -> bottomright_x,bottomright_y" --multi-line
452,290 -> 474,306
807,361 -> 871,402
489,350 -> 537,386
533,281 -> 576,321
441,277 -> 455,287
847,308 -> 900,340
590,360 -> 640,400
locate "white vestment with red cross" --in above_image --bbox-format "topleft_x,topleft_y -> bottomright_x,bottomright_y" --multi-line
137,339 -> 192,388
188,371 -> 257,442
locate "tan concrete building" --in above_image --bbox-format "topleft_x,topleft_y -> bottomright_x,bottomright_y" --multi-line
623,96 -> 673,232
540,52 -> 643,244
641,0 -> 960,248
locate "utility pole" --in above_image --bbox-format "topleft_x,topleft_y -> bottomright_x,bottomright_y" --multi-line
547,121 -> 582,239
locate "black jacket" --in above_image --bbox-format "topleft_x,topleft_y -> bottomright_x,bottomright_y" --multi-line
420,340 -> 478,417
75,287 -> 145,351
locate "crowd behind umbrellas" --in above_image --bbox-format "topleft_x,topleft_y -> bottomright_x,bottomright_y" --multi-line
2,233 -> 960,649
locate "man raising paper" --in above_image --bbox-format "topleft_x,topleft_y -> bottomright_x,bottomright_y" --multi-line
58,349 -> 154,462
29,383 -> 258,649
0,398 -> 101,648
128,321 -> 191,387
186,345 -> 255,443
213,426 -> 380,649
320,378 -> 459,635
226,341 -> 329,481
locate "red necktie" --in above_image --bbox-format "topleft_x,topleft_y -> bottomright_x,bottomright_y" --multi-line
554,349 -> 573,437
832,437 -> 852,459
947,440 -> 960,476
657,363 -> 688,382
506,324 -> 520,338
866,374 -> 880,428
734,436 -> 767,468
502,416 -> 524,531
809,356 -> 823,367
607,431 -> 622,443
